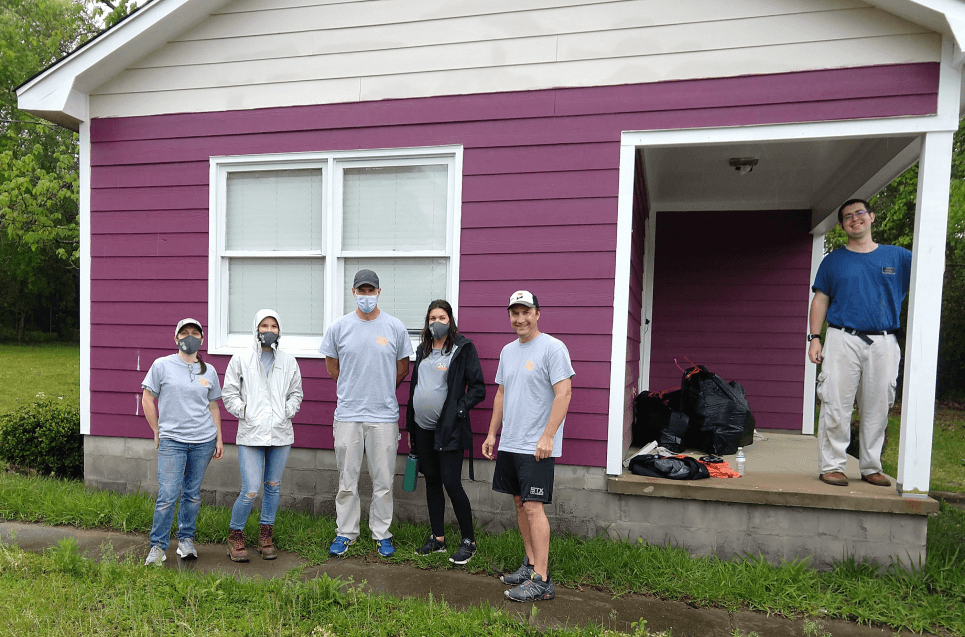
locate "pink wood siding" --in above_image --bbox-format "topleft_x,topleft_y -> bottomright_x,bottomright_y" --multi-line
89,63 -> 938,466
647,211 -> 813,430
623,150 -> 647,452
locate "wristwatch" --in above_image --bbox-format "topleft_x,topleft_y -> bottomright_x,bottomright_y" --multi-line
807,334 -> 821,342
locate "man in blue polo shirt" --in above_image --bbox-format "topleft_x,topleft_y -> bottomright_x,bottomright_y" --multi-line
808,199 -> 911,488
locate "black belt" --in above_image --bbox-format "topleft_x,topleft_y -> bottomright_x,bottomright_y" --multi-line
828,323 -> 897,345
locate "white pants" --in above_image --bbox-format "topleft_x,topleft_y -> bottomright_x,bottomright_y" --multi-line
816,328 -> 900,476
333,420 -> 399,541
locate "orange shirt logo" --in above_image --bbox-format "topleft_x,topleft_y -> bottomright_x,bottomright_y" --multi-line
524,360 -> 535,371
375,335 -> 388,346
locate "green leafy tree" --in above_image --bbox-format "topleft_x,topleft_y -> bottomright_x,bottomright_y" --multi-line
0,0 -> 137,339
825,124 -> 965,400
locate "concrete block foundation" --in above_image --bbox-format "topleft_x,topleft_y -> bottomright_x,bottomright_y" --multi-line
84,435 -> 932,570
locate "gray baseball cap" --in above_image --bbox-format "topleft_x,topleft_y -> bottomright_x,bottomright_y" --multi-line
353,269 -> 380,289
175,318 -> 203,337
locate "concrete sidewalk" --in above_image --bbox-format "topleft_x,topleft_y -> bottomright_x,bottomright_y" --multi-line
0,520 -> 913,637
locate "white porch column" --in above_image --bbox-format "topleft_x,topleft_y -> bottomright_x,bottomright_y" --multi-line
897,131 -> 954,497
802,232 -> 825,435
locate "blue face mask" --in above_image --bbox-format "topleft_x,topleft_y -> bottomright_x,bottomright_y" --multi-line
356,294 -> 378,314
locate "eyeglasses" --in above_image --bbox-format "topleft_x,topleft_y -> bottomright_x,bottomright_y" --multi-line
188,363 -> 197,382
842,210 -> 870,222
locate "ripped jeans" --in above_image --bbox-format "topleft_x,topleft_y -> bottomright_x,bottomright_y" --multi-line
229,445 -> 292,530
149,438 -> 217,549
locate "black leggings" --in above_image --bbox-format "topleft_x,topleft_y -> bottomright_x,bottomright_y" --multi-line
412,425 -> 475,542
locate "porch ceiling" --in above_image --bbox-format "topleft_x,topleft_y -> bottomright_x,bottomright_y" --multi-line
642,135 -> 920,230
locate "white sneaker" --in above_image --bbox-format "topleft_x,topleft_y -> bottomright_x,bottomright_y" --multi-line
176,538 -> 198,559
144,545 -> 166,566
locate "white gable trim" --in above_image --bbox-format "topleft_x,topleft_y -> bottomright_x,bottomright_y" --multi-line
16,0 -> 233,130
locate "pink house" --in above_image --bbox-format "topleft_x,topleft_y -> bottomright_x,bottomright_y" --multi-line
19,0 -> 961,566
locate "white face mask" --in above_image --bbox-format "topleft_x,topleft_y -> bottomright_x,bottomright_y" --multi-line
356,294 -> 378,314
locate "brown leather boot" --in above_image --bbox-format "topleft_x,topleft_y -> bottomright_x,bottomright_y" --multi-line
227,529 -> 249,562
257,524 -> 277,560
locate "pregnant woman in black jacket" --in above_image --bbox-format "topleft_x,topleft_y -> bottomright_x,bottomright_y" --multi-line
406,300 -> 486,565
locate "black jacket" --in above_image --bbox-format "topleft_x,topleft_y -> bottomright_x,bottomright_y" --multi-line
406,334 -> 486,473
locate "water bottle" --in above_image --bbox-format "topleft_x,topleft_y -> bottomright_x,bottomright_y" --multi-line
735,447 -> 746,476
403,454 -> 419,492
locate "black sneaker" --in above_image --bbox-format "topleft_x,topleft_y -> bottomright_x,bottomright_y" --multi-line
448,538 -> 476,565
505,572 -> 555,602
415,534 -> 446,556
500,557 -> 534,585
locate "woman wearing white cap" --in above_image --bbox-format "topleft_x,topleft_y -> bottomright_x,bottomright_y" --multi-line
222,309 -> 303,562
141,318 -> 224,566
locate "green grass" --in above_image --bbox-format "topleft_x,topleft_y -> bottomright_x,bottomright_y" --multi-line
0,344 -> 79,413
881,404 -> 965,494
0,538 -> 653,637
1,470 -> 963,636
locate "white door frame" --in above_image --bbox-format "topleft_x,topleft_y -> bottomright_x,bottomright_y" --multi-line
606,42 -> 960,477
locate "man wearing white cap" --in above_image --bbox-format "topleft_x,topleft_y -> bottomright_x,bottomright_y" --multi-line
483,290 -> 574,602
319,269 -> 413,558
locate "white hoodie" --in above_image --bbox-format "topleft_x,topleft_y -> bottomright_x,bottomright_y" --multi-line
222,308 -> 303,446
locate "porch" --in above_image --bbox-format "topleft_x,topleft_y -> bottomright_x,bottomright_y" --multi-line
607,431 -> 938,568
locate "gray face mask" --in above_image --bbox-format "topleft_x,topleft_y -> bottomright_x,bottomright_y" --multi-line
428,321 -> 450,340
177,335 -> 202,355
258,331 -> 279,348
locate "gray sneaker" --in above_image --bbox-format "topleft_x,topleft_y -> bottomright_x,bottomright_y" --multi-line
144,545 -> 166,566
500,557 -> 534,585
176,537 -> 198,560
505,572 -> 555,602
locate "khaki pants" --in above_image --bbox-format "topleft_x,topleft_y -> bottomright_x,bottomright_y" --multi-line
333,419 -> 399,541
816,328 -> 900,476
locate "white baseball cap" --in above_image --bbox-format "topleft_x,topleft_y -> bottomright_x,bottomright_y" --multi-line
175,318 -> 203,338
508,290 -> 539,309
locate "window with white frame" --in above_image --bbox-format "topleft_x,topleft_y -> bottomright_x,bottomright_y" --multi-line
208,147 -> 462,355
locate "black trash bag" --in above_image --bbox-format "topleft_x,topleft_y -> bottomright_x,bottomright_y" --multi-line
680,366 -> 755,456
631,390 -> 682,447
628,454 -> 709,480
658,411 -> 690,453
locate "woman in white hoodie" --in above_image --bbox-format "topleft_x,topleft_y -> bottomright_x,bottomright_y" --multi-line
222,309 -> 303,562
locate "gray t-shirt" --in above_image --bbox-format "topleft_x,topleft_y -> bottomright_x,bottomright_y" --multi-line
260,350 -> 275,379
319,310 -> 414,423
413,347 -> 453,430
495,333 -> 575,457
141,354 -> 222,443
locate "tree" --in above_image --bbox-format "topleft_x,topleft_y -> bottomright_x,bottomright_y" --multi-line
825,124 -> 965,401
0,0 -> 137,339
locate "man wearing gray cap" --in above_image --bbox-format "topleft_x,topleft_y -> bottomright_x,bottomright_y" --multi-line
319,269 -> 413,557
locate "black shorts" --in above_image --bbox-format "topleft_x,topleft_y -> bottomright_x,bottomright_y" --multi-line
492,451 -> 555,504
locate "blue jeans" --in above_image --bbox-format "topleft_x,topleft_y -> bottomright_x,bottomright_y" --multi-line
229,445 -> 292,530
149,438 -> 217,549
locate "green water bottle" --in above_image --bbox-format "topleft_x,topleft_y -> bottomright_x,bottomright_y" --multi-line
403,454 -> 419,492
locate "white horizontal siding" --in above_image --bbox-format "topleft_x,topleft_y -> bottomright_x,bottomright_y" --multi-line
89,0 -> 940,118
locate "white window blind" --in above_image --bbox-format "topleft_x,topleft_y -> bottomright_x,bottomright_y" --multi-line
226,170 -> 323,251
342,165 -> 447,251
229,258 -> 325,336
343,258 -> 448,330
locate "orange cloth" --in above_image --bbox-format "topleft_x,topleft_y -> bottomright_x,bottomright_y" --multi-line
697,459 -> 742,478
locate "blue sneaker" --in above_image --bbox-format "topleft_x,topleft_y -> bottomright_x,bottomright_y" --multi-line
376,538 -> 395,557
328,535 -> 354,556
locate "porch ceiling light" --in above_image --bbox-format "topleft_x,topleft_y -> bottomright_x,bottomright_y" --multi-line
729,157 -> 759,175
